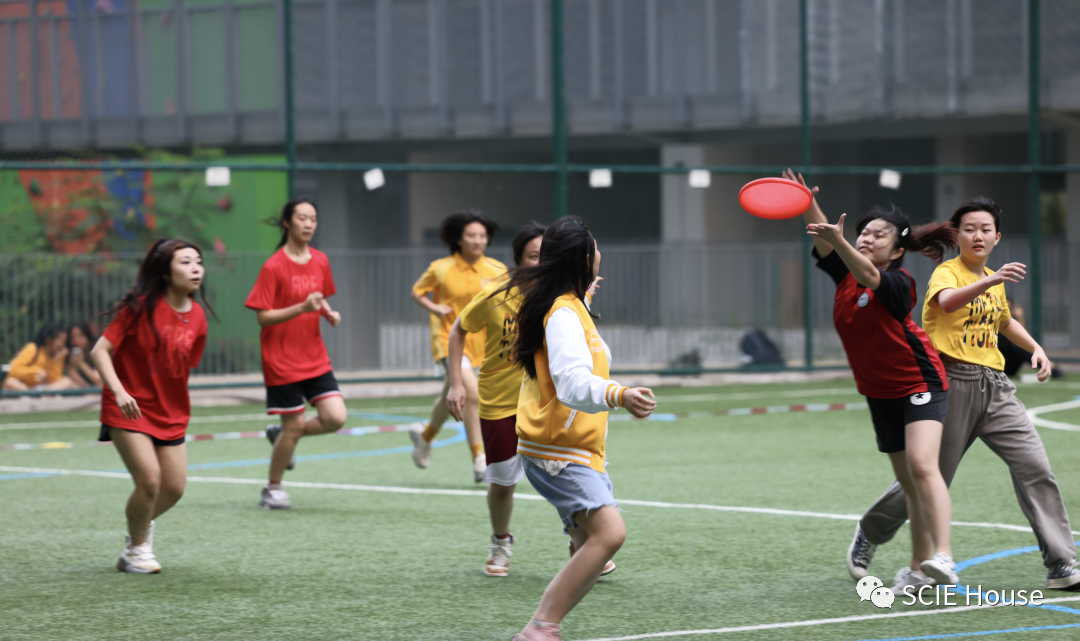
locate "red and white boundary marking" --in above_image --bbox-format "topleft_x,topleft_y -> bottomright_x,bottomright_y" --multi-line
0,423 -> 421,451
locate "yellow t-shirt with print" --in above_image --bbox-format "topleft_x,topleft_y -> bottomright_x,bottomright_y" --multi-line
412,254 -> 507,363
459,280 -> 523,420
922,256 -> 1012,371
7,343 -> 65,387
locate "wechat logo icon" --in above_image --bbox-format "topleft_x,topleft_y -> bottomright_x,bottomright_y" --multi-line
856,576 -> 895,609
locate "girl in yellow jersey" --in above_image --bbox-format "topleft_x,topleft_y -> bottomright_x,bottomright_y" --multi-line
497,217 -> 656,641
445,223 -> 545,576
409,210 -> 507,482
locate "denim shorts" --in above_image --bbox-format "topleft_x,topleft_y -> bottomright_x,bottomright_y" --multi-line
522,456 -> 619,532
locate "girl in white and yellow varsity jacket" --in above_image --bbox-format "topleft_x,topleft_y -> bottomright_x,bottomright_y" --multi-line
496,217 -> 656,641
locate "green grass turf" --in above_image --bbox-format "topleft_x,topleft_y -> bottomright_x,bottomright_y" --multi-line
2,376 -> 1080,640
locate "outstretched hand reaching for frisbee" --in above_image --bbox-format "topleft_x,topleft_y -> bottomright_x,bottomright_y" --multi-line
806,213 -> 847,247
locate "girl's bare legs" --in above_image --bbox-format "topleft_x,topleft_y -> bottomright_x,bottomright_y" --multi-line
488,483 -> 515,535
904,420 -> 952,564
524,505 -> 625,630
268,395 -> 347,482
111,429 -> 187,546
460,365 -> 482,458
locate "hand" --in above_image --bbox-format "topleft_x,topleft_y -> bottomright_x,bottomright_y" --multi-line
433,303 -> 454,318
54,346 -> 69,360
1031,347 -> 1052,383
302,292 -> 325,313
114,389 -> 142,420
805,213 -> 847,246
786,167 -> 816,199
622,388 -> 657,419
327,310 -> 342,327
587,277 -> 603,298
992,263 -> 1026,285
446,382 -> 467,422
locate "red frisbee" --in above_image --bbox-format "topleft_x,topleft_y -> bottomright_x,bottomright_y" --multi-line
739,177 -> 813,220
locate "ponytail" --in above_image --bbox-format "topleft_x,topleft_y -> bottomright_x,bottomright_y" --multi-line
855,206 -> 957,270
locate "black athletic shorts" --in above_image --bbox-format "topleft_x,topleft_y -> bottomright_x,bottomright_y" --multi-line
266,370 -> 342,415
865,390 -> 949,454
98,425 -> 186,447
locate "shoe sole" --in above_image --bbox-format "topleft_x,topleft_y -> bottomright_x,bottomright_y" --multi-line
116,558 -> 161,574
1046,575 -> 1080,590
258,501 -> 290,510
920,562 -> 958,586
483,568 -> 509,577
601,561 -> 616,576
846,527 -> 870,581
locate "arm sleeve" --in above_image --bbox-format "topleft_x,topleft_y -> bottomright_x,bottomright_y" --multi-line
813,248 -> 850,286
545,308 -> 628,414
925,263 -> 959,307
322,257 -> 337,298
873,270 -> 915,321
244,264 -> 278,311
459,287 -> 492,334
411,263 -> 438,298
102,307 -> 134,351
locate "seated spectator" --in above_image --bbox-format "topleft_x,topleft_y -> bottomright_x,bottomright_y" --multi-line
66,321 -> 103,388
2,322 -> 79,391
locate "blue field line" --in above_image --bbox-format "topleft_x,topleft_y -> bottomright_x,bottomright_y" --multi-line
953,542 -> 1080,615
0,472 -> 61,480
0,424 -> 466,480
175,424 -> 466,472
853,623 -> 1080,641
347,411 -> 426,423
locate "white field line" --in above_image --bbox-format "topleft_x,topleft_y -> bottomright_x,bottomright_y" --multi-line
4,464 -> 1076,535
1028,400 -> 1080,432
0,389 -> 864,432
576,596 -> 1080,641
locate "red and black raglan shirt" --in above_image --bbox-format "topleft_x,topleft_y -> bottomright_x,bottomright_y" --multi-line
815,249 -> 947,400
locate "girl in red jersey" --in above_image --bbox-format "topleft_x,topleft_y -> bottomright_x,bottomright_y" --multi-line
91,239 -> 211,574
788,170 -> 961,593
245,199 -> 346,510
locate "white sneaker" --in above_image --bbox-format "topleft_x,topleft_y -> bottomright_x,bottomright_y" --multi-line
410,425 -> 432,469
921,552 -> 959,585
484,534 -> 514,577
473,452 -> 487,483
891,566 -> 935,595
259,485 -> 291,510
117,541 -> 162,574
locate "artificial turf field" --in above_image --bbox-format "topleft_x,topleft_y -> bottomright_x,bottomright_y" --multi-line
3,376 -> 1080,641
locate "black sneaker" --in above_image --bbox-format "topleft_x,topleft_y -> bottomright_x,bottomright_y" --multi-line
847,524 -> 876,580
265,424 -> 296,471
1046,561 -> 1080,590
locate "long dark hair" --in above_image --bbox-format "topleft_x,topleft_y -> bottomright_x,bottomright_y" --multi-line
855,206 -> 957,270
950,196 -> 1001,233
438,209 -> 500,255
102,238 -> 217,346
31,321 -> 68,363
265,198 -> 317,249
494,216 -> 596,378
511,222 -> 546,266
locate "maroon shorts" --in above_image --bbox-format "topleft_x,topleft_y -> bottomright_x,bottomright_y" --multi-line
480,416 -> 518,464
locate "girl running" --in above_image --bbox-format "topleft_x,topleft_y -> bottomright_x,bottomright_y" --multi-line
245,199 -> 347,510
790,169 -> 961,592
409,210 -> 506,483
849,196 -> 1080,591
90,238 -> 211,573
2,322 -> 78,391
498,216 -> 655,641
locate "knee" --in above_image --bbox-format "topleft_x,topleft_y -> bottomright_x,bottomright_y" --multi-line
592,522 -> 626,552
907,459 -> 940,485
135,475 -> 162,500
323,410 -> 347,431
